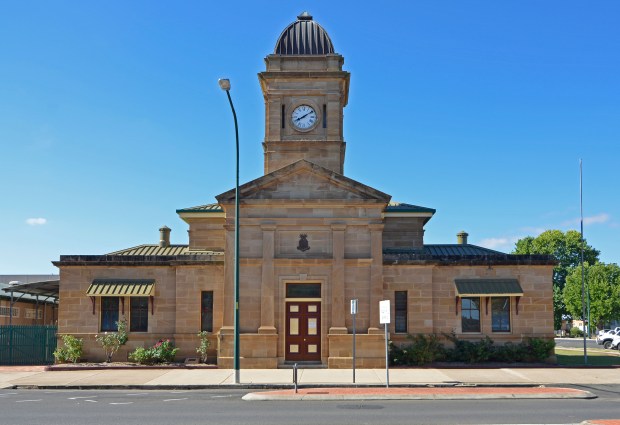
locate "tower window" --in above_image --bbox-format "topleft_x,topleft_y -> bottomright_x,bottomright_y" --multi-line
281,104 -> 285,129
323,104 -> 327,128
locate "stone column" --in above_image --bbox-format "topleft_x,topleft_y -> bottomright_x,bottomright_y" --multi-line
330,224 -> 347,333
221,224 -> 235,330
368,223 -> 384,333
259,224 -> 277,334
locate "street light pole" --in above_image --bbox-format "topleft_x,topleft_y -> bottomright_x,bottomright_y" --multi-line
219,78 -> 240,384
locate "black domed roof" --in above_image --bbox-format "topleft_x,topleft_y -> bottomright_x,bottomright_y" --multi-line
274,12 -> 335,55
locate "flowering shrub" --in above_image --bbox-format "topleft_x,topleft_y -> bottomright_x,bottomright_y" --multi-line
129,339 -> 178,365
95,320 -> 128,362
196,331 -> 211,363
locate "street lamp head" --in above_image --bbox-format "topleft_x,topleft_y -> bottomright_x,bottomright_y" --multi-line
218,78 -> 231,91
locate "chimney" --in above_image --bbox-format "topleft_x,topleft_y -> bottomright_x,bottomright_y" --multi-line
159,226 -> 171,248
457,230 -> 469,245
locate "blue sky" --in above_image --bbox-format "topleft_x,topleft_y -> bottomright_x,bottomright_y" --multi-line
1,1 -> 618,274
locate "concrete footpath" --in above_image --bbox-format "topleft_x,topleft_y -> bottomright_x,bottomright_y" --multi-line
2,365 -> 620,397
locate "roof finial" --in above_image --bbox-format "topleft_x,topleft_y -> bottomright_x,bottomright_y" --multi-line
297,11 -> 313,20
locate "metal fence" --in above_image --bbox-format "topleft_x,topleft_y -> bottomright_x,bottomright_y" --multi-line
0,325 -> 57,365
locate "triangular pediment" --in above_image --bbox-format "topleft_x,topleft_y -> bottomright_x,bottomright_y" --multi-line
216,160 -> 391,204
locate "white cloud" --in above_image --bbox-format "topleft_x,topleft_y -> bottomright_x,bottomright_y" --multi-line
478,237 -> 511,250
584,213 -> 610,225
561,213 -> 610,227
26,218 -> 47,226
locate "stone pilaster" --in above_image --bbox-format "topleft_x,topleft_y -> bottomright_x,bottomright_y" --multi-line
330,224 -> 347,333
221,224 -> 235,329
259,224 -> 277,334
368,223 -> 384,333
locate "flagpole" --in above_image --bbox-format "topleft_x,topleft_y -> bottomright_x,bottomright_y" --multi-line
580,159 -> 587,364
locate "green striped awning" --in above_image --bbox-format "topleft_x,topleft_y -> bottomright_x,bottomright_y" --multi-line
454,279 -> 523,297
86,279 -> 155,297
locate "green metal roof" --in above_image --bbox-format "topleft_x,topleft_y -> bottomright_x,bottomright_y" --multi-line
384,244 -> 506,256
454,279 -> 524,296
423,244 -> 506,256
176,203 -> 223,214
107,244 -> 191,256
86,279 -> 155,297
385,202 -> 436,214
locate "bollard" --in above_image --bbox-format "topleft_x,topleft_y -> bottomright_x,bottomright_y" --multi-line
293,362 -> 298,393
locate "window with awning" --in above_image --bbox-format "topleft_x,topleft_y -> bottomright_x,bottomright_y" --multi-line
454,279 -> 523,327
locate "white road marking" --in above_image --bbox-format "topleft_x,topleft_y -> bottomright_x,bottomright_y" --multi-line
0,392 -> 17,397
211,395 -> 234,398
126,393 -> 148,396
68,396 -> 98,400
163,398 -> 188,402
15,399 -> 42,403
109,402 -> 133,405
85,400 -> 97,403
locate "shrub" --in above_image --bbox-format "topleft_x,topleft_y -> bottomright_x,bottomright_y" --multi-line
95,320 -> 128,362
444,333 -> 494,363
129,339 -> 179,365
570,327 -> 584,338
389,333 -> 556,365
390,334 -> 445,366
196,331 -> 211,363
128,347 -> 155,365
525,337 -> 555,362
53,335 -> 83,363
490,342 -> 527,363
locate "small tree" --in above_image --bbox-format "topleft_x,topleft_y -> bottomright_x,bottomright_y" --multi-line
196,331 -> 211,363
564,262 -> 620,330
53,335 -> 83,363
95,320 -> 128,362
513,230 -> 600,329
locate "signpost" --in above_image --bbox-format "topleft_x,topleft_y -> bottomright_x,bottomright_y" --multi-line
379,300 -> 390,388
351,299 -> 358,383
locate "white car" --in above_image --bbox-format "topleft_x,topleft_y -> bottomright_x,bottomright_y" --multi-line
597,329 -> 620,349
611,334 -> 620,350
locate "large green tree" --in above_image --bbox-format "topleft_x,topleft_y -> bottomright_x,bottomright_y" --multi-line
512,230 -> 600,329
564,262 -> 620,329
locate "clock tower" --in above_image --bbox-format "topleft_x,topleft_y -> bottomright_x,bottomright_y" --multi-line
259,12 -> 350,175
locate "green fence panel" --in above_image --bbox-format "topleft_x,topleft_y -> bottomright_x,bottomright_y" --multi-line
0,325 -> 57,365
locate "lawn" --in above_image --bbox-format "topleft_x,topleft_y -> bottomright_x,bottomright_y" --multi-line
555,347 -> 620,366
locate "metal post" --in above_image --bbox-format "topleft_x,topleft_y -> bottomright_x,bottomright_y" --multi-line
219,79 -> 240,383
352,306 -> 356,384
293,362 -> 298,393
384,322 -> 389,388
580,159 -> 587,364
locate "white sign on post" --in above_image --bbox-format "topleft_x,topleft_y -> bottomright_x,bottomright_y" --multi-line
350,299 -> 358,315
379,300 -> 390,324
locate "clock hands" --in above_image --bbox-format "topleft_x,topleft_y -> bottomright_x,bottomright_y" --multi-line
294,111 -> 313,122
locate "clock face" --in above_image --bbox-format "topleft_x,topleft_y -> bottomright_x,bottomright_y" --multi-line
291,104 -> 317,130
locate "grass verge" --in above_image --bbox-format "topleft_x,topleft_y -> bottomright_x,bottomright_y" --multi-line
555,347 -> 620,366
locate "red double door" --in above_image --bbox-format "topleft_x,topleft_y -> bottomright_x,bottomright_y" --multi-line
285,301 -> 321,362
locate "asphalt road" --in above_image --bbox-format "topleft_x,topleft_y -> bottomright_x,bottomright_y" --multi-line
555,337 -> 601,350
1,386 -> 619,425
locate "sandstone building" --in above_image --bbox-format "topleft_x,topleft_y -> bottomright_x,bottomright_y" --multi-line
54,13 -> 555,367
